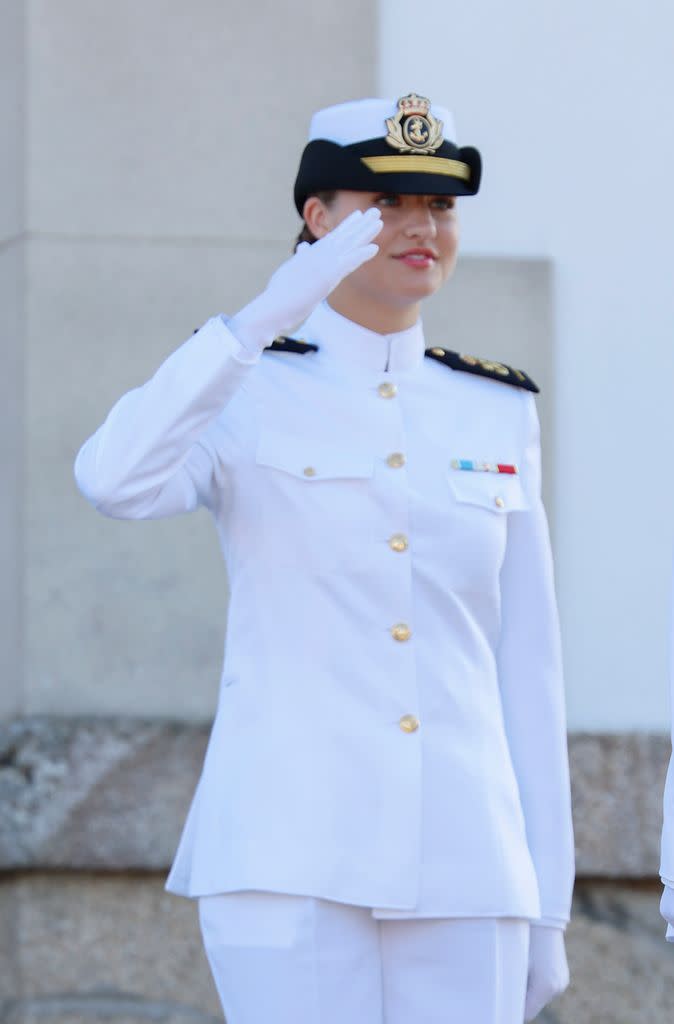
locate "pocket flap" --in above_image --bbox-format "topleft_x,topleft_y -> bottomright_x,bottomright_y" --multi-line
448,468 -> 529,513
256,432 -> 374,480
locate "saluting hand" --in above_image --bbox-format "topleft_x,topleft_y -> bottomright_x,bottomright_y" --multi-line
524,925 -> 570,1021
230,208 -> 383,351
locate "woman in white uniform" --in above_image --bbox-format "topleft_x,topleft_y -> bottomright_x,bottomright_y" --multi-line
75,94 -> 575,1023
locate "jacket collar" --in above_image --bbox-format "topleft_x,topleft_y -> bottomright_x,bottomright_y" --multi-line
300,301 -> 425,374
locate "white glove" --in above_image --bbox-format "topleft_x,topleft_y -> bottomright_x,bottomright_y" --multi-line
524,925 -> 570,1021
660,885 -> 674,933
229,207 -> 383,353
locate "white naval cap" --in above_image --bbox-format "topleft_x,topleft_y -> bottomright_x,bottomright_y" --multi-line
293,92 -> 481,214
308,98 -> 458,148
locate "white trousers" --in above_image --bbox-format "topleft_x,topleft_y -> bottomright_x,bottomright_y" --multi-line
199,893 -> 530,1024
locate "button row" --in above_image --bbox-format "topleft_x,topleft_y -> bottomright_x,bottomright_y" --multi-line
302,384 -> 416,734
383,428 -> 414,728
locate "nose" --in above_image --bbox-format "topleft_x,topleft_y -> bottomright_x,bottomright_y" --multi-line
403,203 -> 437,240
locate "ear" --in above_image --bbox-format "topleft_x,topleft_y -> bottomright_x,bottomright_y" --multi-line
302,196 -> 334,240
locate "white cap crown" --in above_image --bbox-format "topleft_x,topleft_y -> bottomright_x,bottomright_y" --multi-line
309,97 -> 457,147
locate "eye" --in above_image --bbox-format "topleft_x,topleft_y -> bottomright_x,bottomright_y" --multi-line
430,196 -> 456,211
375,193 -> 401,208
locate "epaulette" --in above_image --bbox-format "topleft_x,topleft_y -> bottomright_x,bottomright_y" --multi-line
425,347 -> 539,393
264,337 -> 319,355
190,328 -> 318,356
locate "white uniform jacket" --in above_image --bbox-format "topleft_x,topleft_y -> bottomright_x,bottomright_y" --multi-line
75,301 -> 575,924
660,565 -> 674,940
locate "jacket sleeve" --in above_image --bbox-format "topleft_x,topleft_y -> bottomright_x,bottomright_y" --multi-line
660,560 -> 674,894
496,392 -> 575,926
74,316 -> 259,519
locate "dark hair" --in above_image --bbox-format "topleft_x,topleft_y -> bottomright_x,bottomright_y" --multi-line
294,190 -> 337,251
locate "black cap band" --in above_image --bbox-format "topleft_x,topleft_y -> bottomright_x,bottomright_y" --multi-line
294,136 -> 482,215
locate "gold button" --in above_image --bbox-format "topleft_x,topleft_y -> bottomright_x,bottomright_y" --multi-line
303,466 -> 317,478
399,714 -> 420,733
391,623 -> 411,642
430,347 -> 446,357
389,533 -> 409,553
378,381 -> 398,399
460,354 -> 479,366
387,452 -> 406,469
494,496 -> 505,509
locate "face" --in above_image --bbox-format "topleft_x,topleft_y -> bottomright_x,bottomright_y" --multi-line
306,190 -> 460,309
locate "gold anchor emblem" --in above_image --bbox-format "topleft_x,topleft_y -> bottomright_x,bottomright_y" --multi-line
385,93 -> 444,155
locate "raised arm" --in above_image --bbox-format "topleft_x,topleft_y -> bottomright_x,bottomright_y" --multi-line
74,209 -> 383,520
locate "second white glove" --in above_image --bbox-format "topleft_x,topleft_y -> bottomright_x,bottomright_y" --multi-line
524,924 -> 570,1021
660,884 -> 674,940
230,207 -> 383,352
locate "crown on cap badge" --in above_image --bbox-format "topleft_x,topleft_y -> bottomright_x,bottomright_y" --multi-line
385,93 -> 444,155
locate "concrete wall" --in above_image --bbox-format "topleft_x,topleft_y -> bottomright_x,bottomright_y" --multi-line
380,0 -> 674,731
23,0 -> 376,718
0,1 -> 25,720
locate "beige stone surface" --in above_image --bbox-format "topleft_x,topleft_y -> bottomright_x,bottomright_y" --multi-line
0,881 -> 20,1003
0,1 -> 24,244
1,873 -> 220,1021
27,0 -> 375,240
572,732 -> 668,877
552,883 -> 674,1023
0,718 -> 208,870
0,718 -> 670,878
1,874 -> 674,1023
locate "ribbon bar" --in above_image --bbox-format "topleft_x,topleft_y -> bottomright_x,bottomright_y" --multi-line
451,459 -> 519,475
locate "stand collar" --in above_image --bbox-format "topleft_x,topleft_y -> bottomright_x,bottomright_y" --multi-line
299,301 -> 426,374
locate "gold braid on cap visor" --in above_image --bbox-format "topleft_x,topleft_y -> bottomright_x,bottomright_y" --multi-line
360,155 -> 471,181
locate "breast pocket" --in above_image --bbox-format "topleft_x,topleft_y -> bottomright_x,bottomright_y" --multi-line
443,464 -> 530,586
447,468 -> 529,516
254,431 -> 377,573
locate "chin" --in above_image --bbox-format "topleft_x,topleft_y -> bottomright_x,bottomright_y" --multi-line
395,278 -> 443,303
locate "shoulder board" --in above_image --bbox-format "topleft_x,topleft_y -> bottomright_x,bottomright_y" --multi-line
190,328 -> 318,355
264,336 -> 319,355
424,347 -> 539,393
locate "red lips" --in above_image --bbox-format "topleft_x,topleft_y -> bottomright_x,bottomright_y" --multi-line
393,247 -> 438,268
394,247 -> 438,260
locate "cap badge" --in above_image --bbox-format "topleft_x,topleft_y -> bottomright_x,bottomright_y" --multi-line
385,93 -> 444,155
